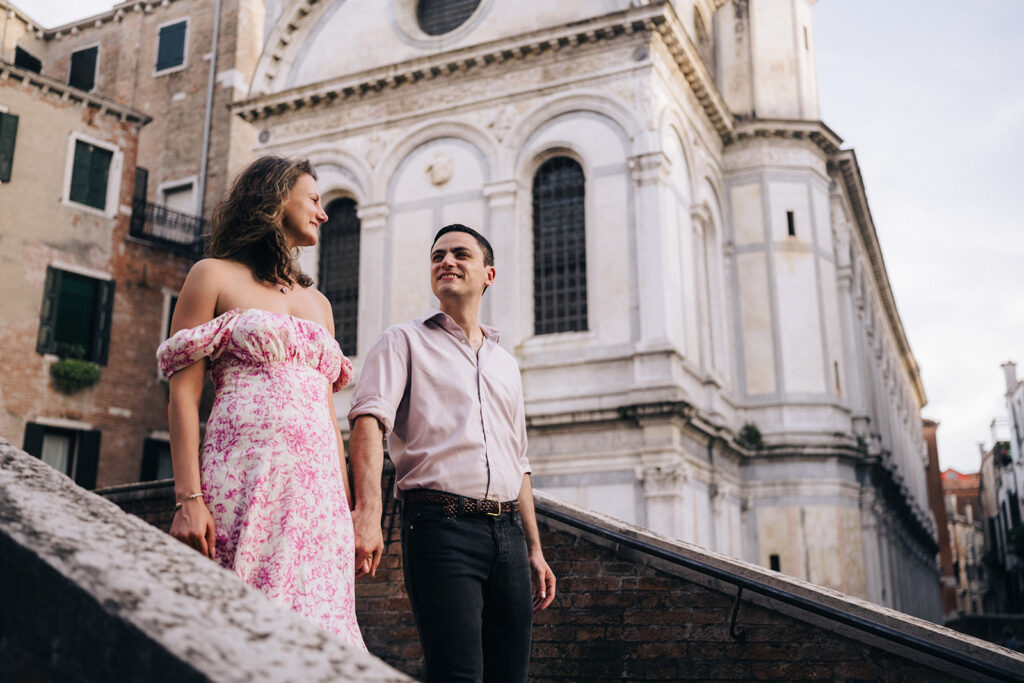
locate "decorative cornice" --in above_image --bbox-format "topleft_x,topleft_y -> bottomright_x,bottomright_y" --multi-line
12,0 -> 191,39
649,4 -> 733,140
830,149 -> 926,407
233,4 -> 669,122
723,118 -> 843,156
232,1 -> 734,144
0,61 -> 151,125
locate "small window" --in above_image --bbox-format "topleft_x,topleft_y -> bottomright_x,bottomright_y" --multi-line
161,181 -> 195,215
0,111 -> 18,183
23,422 -> 101,489
156,20 -> 188,73
69,45 -> 98,91
786,210 -> 796,237
69,139 -> 114,211
36,266 -> 115,365
140,437 -> 174,481
416,0 -> 481,36
769,554 -> 781,572
14,46 -> 42,73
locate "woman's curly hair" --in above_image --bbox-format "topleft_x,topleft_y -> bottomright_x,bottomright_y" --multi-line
207,156 -> 317,288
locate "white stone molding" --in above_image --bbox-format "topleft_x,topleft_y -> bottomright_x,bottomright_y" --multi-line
356,202 -> 391,231
373,119 -> 497,203
505,90 -> 644,178
301,145 -> 374,202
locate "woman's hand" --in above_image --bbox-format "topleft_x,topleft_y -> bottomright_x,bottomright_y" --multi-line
170,497 -> 217,559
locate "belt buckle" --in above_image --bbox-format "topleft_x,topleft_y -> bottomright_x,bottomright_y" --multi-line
485,497 -> 502,517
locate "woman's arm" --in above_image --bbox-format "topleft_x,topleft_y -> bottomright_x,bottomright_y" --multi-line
167,260 -> 220,558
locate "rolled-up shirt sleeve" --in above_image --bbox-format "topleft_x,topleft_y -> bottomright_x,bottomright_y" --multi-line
348,328 -> 409,436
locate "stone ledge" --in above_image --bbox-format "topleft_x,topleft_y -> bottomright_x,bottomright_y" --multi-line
0,438 -> 409,682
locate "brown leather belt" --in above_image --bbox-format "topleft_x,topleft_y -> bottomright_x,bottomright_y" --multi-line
403,489 -> 521,518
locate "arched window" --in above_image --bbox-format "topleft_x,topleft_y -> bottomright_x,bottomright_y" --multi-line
416,0 -> 481,36
318,197 -> 361,355
532,156 -> 587,335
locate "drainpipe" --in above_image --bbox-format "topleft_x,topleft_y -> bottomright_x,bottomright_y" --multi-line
196,0 -> 222,219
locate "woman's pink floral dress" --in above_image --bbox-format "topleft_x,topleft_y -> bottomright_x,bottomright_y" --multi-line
157,308 -> 364,646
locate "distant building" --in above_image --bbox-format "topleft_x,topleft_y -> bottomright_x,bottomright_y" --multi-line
0,0 -> 262,486
942,468 -> 987,615
924,420 -> 957,618
978,361 -> 1024,612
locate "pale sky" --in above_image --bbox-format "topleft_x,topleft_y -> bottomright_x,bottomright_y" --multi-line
21,1 -> 1024,473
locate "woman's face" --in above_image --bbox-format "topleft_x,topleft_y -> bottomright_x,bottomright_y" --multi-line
281,173 -> 328,248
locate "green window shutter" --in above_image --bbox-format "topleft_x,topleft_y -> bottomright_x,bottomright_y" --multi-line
22,423 -> 46,459
69,140 -> 92,206
0,112 -> 18,182
74,430 -> 101,489
156,22 -> 187,71
69,140 -> 112,211
92,278 -> 115,365
87,144 -> 112,210
36,266 -> 62,355
68,46 -> 97,91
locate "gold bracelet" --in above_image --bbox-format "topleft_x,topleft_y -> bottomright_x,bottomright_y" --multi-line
174,492 -> 204,511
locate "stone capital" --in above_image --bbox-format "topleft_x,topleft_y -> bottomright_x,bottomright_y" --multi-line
356,202 -> 389,230
482,180 -> 519,208
628,151 -> 670,186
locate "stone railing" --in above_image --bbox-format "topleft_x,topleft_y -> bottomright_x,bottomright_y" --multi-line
97,464 -> 1024,681
0,439 -> 408,682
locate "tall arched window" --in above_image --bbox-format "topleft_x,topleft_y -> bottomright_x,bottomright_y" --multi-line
318,197 -> 361,355
533,156 -> 587,334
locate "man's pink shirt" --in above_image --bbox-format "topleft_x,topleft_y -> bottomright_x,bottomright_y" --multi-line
348,310 -> 530,502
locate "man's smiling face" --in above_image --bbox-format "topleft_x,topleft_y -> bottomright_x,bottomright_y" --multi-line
430,231 -> 495,302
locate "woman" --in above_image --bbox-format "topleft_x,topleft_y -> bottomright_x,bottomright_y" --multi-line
157,156 -> 364,646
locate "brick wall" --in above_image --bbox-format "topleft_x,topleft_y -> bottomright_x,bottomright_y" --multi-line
101,482 -> 1022,682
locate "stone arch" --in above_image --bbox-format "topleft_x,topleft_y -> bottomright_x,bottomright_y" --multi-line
302,145 -> 373,205
503,91 -> 646,178
249,0 -> 340,96
375,120 -> 497,203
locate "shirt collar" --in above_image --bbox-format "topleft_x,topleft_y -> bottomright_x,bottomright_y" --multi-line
418,309 -> 501,344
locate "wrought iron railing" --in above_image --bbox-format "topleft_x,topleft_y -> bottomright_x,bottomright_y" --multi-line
129,197 -> 206,258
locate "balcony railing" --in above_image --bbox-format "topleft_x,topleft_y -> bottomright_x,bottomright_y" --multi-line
129,197 -> 206,258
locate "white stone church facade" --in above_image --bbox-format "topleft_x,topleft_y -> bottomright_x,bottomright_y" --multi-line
233,0 -> 939,619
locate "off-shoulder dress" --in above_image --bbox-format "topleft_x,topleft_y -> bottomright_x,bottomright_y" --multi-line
157,308 -> 364,646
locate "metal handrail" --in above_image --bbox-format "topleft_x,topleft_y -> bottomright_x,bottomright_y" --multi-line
128,197 -> 206,258
535,502 -> 1023,682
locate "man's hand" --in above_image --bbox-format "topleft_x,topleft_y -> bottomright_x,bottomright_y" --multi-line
170,497 -> 217,559
530,550 -> 556,612
352,505 -> 384,578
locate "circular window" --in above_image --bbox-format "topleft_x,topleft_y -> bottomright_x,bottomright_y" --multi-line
416,0 -> 481,36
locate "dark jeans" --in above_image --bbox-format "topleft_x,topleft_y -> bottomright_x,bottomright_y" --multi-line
401,499 -> 533,683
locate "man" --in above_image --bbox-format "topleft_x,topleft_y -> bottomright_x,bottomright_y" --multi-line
348,224 -> 555,682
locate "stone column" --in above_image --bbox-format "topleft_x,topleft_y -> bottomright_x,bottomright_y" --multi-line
356,202 -> 389,357
628,151 -> 672,350
482,180 -> 521,347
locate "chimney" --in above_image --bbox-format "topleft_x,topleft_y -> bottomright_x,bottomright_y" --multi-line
1002,361 -> 1018,392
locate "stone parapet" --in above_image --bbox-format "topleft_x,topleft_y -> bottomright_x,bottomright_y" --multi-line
97,464 -> 1024,681
0,439 -> 408,682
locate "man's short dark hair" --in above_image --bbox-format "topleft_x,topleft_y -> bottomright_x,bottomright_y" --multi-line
432,224 -> 494,267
